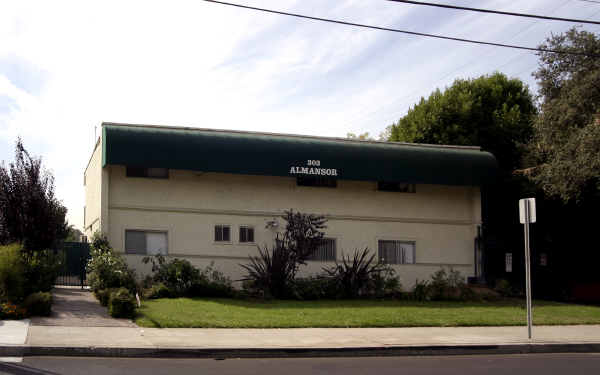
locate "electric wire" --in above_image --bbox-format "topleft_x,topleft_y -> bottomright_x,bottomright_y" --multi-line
201,0 -> 599,57
385,0 -> 600,25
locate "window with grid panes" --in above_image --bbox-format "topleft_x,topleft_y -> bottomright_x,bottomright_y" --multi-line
307,238 -> 336,261
377,240 -> 415,264
214,225 -> 231,242
239,226 -> 254,243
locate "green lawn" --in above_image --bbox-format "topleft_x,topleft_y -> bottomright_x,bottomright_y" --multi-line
134,298 -> 600,328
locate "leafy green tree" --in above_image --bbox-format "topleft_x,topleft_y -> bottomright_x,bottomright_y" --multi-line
0,139 -> 68,252
526,28 -> 600,202
346,132 -> 374,141
389,72 -> 537,173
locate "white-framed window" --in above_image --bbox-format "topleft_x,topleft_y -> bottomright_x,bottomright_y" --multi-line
307,238 -> 337,262
125,230 -> 168,255
214,225 -> 231,242
378,240 -> 415,264
239,226 -> 255,243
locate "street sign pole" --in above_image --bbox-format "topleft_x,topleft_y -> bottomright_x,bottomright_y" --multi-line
519,198 -> 536,340
523,201 -> 532,339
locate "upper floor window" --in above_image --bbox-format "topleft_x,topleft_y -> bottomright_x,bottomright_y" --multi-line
126,167 -> 169,179
378,240 -> 415,264
377,181 -> 415,193
297,176 -> 337,188
215,225 -> 231,242
239,226 -> 255,243
307,238 -> 337,261
125,230 -> 168,255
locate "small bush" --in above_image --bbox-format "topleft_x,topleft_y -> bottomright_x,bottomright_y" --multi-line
412,279 -> 431,301
0,244 -> 26,303
22,292 -> 53,316
291,276 -> 336,300
22,250 -> 61,296
142,255 -> 199,297
239,244 -> 296,299
108,288 -> 136,319
494,279 -> 514,297
94,288 -> 116,307
143,256 -> 235,298
87,233 -> 137,294
190,262 -> 234,298
429,267 -> 466,301
145,283 -> 171,299
0,302 -> 27,319
323,248 -> 399,299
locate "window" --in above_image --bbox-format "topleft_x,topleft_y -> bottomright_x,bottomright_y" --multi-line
377,181 -> 416,193
307,238 -> 337,261
297,176 -> 337,188
239,226 -> 254,243
215,225 -> 231,242
378,240 -> 415,264
125,230 -> 168,255
126,167 -> 169,179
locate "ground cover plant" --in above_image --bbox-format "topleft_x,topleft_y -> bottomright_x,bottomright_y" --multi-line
135,298 -> 600,328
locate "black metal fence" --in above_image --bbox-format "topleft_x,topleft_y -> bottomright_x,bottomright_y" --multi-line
55,242 -> 91,288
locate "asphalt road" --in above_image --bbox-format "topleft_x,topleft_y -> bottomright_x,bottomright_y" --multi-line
1,354 -> 599,375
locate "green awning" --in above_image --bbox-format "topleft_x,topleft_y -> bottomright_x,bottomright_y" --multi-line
102,123 -> 497,186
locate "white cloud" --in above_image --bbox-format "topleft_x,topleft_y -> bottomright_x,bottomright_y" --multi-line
0,0 -> 597,229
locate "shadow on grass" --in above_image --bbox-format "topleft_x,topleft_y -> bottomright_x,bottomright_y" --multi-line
181,297 -> 545,310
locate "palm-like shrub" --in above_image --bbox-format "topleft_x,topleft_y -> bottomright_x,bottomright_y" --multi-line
323,248 -> 398,298
240,243 -> 297,299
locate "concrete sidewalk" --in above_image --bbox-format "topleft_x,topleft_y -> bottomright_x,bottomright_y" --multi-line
2,323 -> 600,358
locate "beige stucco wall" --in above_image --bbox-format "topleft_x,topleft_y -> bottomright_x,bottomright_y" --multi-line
83,138 -> 103,238
102,165 -> 481,289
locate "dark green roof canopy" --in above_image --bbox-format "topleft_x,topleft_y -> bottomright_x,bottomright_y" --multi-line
102,123 -> 497,186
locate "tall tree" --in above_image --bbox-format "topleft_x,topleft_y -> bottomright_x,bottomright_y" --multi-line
389,72 -> 537,174
0,138 -> 68,252
388,73 -> 538,286
526,28 -> 600,203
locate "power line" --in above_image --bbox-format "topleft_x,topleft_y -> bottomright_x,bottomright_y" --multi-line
386,0 -> 600,25
575,0 -> 600,4
202,0 -> 600,57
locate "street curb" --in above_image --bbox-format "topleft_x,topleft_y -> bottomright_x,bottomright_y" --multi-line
2,343 -> 600,358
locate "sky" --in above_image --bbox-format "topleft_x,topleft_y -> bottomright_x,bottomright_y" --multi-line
1,0 -> 599,230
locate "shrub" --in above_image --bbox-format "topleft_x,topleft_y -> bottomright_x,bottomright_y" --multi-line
240,210 -> 329,299
0,244 -> 26,303
291,276 -> 337,300
0,302 -> 27,319
323,248 -> 398,299
87,233 -> 137,294
94,288 -> 117,307
494,278 -> 514,297
22,292 -> 52,316
145,283 -> 171,299
143,256 -> 235,298
429,267 -> 467,301
412,279 -> 431,301
108,288 -> 136,319
22,250 -> 61,295
240,244 -> 297,299
142,255 -> 200,297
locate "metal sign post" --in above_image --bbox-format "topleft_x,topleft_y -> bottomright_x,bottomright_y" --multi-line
519,198 -> 536,339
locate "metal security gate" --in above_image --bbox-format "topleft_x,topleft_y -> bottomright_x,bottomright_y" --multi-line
55,242 -> 91,288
